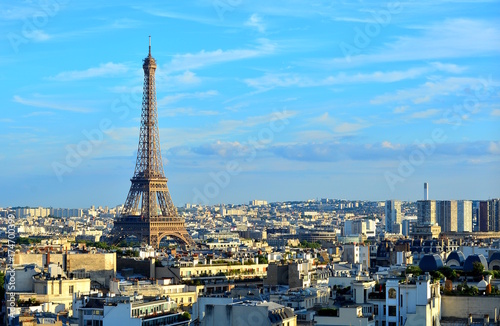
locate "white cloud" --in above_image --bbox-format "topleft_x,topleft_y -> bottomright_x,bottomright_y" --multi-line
330,19 -> 500,66
489,141 -> 500,155
245,67 -> 430,90
410,109 -> 440,119
370,76 -> 496,105
381,141 -> 400,150
429,62 -> 467,74
309,112 -> 335,126
174,71 -> 200,84
295,130 -> 334,142
163,39 -> 276,73
13,95 -> 90,113
49,62 -> 129,81
393,106 -> 409,114
334,122 -> 367,133
158,90 -> 218,106
491,109 -> 500,116
245,14 -> 266,33
158,107 -> 219,117
413,96 -> 431,104
24,30 -> 51,42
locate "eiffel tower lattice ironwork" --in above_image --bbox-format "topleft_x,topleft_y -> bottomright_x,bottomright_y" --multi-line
111,38 -> 194,248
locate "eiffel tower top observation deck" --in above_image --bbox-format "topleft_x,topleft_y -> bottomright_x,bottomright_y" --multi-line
112,38 -> 193,247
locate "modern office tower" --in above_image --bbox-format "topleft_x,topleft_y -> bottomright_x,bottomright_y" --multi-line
479,201 -> 489,232
402,218 -> 417,236
480,199 -> 500,232
385,200 -> 401,233
472,201 -> 480,231
496,199 -> 500,232
437,200 -> 458,232
457,200 -> 472,232
417,200 -> 437,226
490,199 -> 500,232
424,182 -> 429,200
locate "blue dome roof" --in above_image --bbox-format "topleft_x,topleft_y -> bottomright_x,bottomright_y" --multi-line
419,254 -> 444,272
489,251 -> 500,263
463,254 -> 488,272
446,251 -> 465,265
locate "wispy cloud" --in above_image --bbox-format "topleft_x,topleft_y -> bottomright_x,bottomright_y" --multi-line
309,112 -> 335,126
23,111 -> 56,118
329,19 -> 500,66
163,38 -> 276,73
410,109 -> 440,119
13,95 -> 90,113
24,30 -> 51,42
48,62 -> 129,81
268,140 -> 500,163
381,141 -> 401,150
245,14 -> 266,33
158,107 -> 220,117
370,76 -> 496,105
158,90 -> 218,106
244,65 -> 446,90
394,105 -> 409,114
491,109 -> 500,117
334,122 -> 367,133
489,141 -> 500,155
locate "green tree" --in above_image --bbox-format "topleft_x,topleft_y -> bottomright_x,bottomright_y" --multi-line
257,255 -> 268,264
181,312 -> 191,320
471,262 -> 484,278
406,265 -> 422,276
431,271 -> 445,281
439,266 -> 458,281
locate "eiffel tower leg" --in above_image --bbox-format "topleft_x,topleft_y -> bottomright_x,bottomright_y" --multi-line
150,233 -> 159,248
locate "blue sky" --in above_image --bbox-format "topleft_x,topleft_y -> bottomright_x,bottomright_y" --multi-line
1,0 -> 499,208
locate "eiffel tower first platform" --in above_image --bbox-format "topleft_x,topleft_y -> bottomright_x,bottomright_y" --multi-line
110,38 -> 194,248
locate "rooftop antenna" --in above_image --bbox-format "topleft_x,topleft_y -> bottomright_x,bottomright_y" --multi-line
149,35 -> 151,56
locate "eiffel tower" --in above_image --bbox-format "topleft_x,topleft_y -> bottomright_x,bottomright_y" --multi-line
111,38 -> 194,248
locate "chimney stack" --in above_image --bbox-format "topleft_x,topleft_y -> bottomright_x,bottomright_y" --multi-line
424,182 -> 429,200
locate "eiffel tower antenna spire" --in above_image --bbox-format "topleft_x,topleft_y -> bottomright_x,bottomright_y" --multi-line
110,39 -> 194,248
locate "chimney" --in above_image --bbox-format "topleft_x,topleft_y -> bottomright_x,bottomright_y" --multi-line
424,182 -> 428,200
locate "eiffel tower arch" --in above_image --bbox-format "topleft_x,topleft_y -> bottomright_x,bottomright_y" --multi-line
110,38 -> 194,248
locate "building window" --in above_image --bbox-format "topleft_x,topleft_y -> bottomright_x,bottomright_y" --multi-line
374,305 -> 378,315
69,285 -> 74,294
389,323 -> 396,326
388,306 -> 397,316
388,288 -> 396,299
400,294 -> 403,307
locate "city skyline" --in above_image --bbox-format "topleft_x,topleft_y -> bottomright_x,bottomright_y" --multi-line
1,1 -> 499,208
